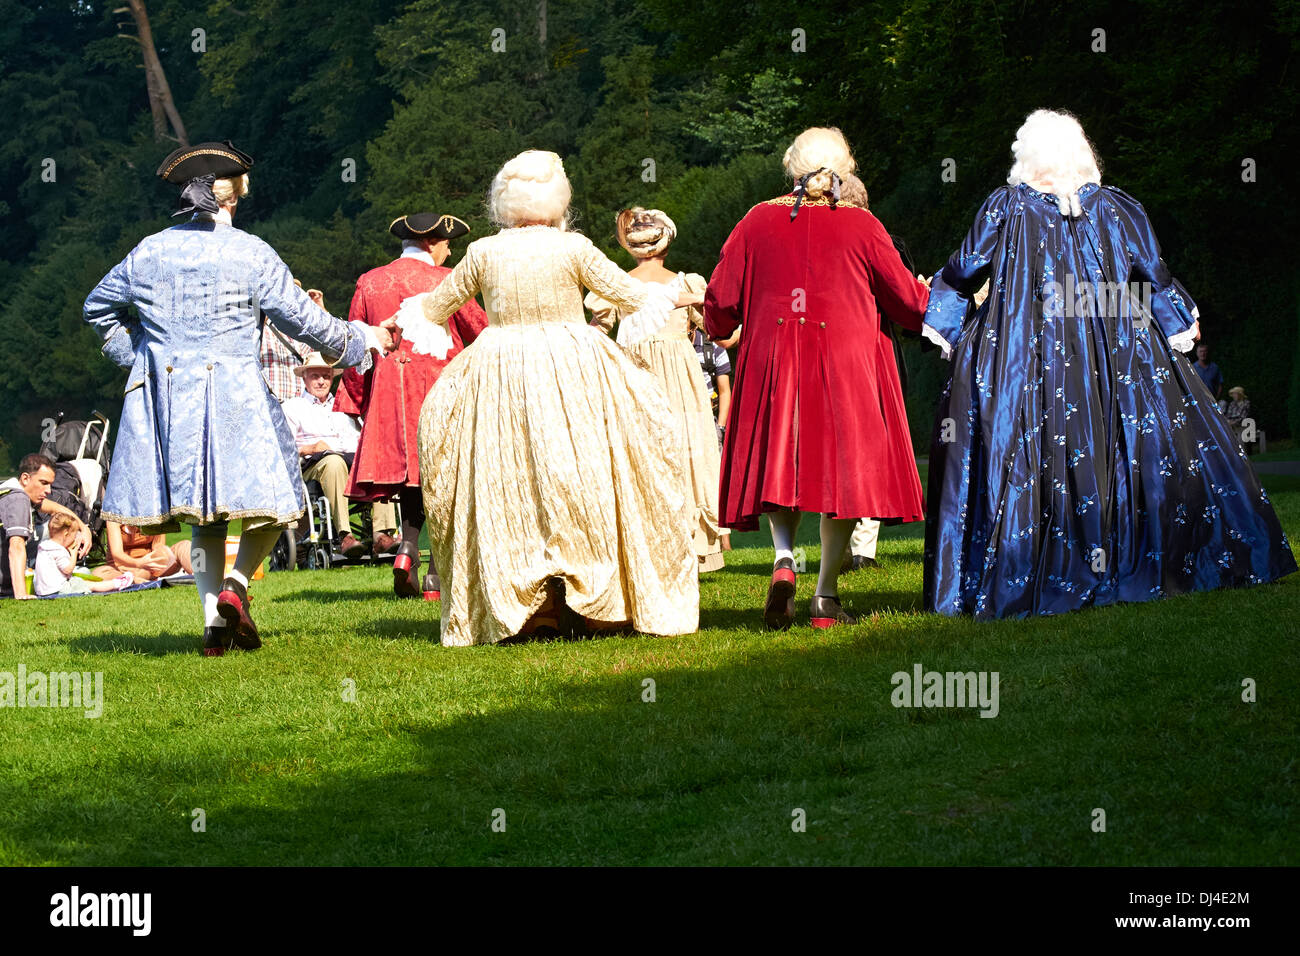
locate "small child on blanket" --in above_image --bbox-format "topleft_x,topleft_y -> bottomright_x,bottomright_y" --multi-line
34,514 -> 132,596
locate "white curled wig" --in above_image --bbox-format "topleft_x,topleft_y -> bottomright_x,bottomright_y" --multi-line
212,173 -> 249,207
616,207 -> 677,258
1007,109 -> 1102,217
782,127 -> 856,200
489,150 -> 572,229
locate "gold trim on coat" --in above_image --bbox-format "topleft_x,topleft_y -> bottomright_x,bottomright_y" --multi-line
101,505 -> 304,531
764,195 -> 862,209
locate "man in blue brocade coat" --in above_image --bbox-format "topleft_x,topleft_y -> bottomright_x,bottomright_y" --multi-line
83,142 -> 395,655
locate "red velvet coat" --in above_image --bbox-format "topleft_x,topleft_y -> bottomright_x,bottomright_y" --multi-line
339,255 -> 488,499
704,196 -> 928,531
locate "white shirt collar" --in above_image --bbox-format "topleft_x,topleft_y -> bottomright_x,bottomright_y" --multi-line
299,387 -> 334,408
400,242 -> 438,267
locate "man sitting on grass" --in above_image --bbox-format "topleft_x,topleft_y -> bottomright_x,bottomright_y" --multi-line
1,453 -> 92,600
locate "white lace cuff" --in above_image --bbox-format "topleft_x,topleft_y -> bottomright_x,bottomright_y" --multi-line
616,276 -> 680,349
347,321 -> 376,374
921,322 -> 954,361
1167,320 -> 1199,354
393,294 -> 455,359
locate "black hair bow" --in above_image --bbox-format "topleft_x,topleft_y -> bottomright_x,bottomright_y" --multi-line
790,168 -> 842,221
173,174 -> 220,219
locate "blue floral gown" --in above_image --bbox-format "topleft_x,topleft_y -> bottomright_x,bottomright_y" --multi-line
83,215 -> 372,530
922,182 -> 1295,618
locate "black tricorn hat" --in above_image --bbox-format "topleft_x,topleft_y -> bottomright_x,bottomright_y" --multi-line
155,140 -> 254,184
390,213 -> 471,242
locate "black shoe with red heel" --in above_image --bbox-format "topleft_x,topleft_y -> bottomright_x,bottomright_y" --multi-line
809,594 -> 856,629
201,626 -> 232,657
764,557 -> 797,631
422,570 -> 441,602
216,577 -> 262,650
392,542 -> 420,598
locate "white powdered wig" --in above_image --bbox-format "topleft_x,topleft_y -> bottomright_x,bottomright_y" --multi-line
783,127 -> 857,200
1007,109 -> 1102,217
489,150 -> 572,229
212,173 -> 249,207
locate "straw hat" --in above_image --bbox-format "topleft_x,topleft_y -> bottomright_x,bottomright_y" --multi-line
293,351 -> 340,377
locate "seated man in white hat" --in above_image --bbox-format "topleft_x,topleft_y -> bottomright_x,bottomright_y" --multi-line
281,352 -> 382,557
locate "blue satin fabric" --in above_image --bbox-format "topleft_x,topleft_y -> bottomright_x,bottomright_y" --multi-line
83,218 -> 370,528
923,182 -> 1296,618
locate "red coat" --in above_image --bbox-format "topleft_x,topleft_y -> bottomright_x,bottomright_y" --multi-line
340,255 -> 488,499
704,196 -> 928,531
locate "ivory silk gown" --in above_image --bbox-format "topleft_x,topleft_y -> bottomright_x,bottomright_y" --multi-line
586,271 -> 725,573
403,226 -> 700,646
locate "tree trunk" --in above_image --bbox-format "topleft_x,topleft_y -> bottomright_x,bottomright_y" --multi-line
125,0 -> 188,146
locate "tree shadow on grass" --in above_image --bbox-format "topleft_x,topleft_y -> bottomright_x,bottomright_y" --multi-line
698,588 -> 922,632
10,609 -> 1285,867
360,617 -> 439,641
66,631 -> 203,656
268,588 -> 420,604
838,589 -> 924,616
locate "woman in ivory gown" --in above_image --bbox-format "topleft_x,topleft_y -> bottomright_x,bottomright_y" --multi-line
394,150 -> 703,646
585,207 -> 725,573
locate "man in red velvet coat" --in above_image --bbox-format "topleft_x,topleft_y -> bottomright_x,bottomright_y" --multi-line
337,213 -> 488,598
704,128 -> 930,630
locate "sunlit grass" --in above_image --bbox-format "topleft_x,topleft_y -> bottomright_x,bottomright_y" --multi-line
1,476 -> 1297,865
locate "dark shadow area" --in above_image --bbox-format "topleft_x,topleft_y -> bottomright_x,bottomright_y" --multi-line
697,603 -> 768,632
9,610 -> 1294,867
359,617 -> 439,641
268,588 -> 415,604
66,631 -> 205,656
836,589 -> 924,616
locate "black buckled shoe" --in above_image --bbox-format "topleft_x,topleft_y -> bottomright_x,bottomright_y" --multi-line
809,594 -> 856,629
201,626 -> 232,657
764,557 -> 797,631
841,553 -> 881,573
216,577 -> 262,650
392,542 -> 421,598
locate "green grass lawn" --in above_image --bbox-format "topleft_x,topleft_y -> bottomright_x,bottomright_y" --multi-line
2,475 -> 1298,866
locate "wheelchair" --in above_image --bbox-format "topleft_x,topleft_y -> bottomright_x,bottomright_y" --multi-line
266,468 -> 401,573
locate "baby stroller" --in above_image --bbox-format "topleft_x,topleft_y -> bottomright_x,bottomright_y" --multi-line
38,411 -> 113,563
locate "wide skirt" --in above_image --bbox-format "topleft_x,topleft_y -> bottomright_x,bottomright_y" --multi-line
625,332 -> 724,572
924,315 -> 1296,618
417,322 -> 700,646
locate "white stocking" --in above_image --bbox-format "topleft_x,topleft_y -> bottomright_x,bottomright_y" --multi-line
231,526 -> 282,586
191,524 -> 227,628
817,514 -> 856,597
768,509 -> 802,564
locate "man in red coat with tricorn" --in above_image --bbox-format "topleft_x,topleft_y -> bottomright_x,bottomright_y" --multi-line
337,213 -> 488,598
704,128 -> 930,630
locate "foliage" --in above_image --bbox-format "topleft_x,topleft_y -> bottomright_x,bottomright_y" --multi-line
1,0 -> 1297,454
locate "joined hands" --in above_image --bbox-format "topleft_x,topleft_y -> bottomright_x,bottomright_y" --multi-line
376,317 -> 401,354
